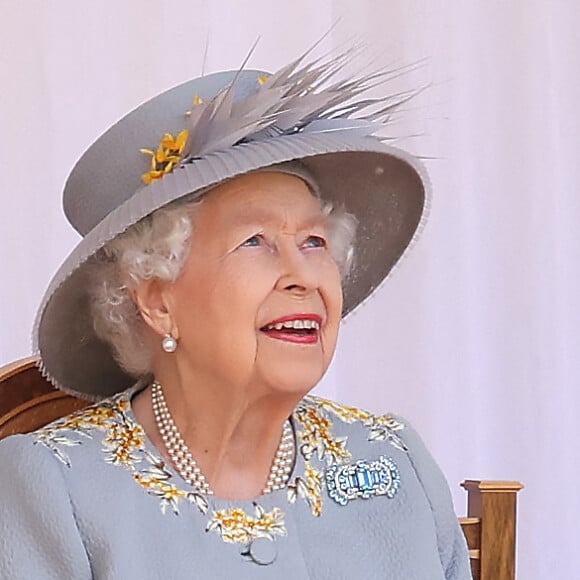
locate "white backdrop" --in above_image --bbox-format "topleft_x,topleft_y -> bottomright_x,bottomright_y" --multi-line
1,1 -> 578,578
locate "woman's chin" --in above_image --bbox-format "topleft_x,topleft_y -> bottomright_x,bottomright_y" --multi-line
251,336 -> 335,396
257,361 -> 328,398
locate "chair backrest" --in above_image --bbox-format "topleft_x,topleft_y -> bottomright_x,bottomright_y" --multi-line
0,357 -> 88,438
0,357 -> 522,578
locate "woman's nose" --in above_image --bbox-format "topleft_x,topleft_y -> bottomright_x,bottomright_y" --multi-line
275,241 -> 319,294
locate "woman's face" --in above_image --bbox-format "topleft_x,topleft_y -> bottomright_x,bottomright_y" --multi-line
166,171 -> 343,398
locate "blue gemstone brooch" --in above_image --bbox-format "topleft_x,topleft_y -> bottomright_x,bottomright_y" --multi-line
325,455 -> 400,506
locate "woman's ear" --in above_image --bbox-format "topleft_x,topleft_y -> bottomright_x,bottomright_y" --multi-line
133,279 -> 178,339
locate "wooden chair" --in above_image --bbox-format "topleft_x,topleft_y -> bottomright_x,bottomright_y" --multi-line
0,356 -> 523,579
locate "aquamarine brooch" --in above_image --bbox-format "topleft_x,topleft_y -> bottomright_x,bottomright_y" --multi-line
325,456 -> 400,506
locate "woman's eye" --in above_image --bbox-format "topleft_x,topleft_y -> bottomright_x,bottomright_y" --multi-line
241,235 -> 263,247
303,235 -> 327,249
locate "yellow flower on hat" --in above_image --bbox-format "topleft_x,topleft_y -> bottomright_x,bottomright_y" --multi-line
140,129 -> 190,185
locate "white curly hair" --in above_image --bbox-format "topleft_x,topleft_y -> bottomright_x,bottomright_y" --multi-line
89,188 -> 357,377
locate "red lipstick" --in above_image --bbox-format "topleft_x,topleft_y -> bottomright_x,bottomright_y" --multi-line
260,314 -> 322,345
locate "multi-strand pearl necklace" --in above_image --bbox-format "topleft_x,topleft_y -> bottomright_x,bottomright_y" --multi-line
151,381 -> 295,496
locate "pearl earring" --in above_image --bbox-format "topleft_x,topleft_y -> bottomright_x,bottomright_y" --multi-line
161,333 -> 178,353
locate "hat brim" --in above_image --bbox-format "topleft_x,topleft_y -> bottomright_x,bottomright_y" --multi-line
34,133 -> 428,399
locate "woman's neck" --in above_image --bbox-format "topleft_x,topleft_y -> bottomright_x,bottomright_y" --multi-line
131,369 -> 303,500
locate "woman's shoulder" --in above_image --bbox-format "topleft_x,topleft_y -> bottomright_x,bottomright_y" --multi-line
0,389 -> 136,471
296,396 -> 468,576
0,431 -> 53,477
0,428 -> 94,578
0,431 -> 75,524
297,394 -> 410,452
296,394 -> 455,514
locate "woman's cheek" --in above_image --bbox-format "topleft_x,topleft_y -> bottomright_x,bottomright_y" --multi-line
321,259 -> 344,306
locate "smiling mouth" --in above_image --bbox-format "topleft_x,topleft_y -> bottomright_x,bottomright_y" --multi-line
260,315 -> 322,344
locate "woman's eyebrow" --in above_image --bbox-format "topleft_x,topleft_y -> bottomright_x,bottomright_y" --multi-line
226,206 -> 329,228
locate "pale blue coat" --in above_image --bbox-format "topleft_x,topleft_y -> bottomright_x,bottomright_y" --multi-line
0,387 -> 472,579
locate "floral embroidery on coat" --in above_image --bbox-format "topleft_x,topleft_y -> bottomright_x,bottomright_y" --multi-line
33,393 -> 209,516
313,396 -> 408,452
206,505 -> 287,543
33,390 -> 407,544
288,396 -> 407,517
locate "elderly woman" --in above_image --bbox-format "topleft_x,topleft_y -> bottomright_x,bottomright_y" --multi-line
0,49 -> 471,579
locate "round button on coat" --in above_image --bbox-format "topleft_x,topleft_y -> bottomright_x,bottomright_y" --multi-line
242,538 -> 277,566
